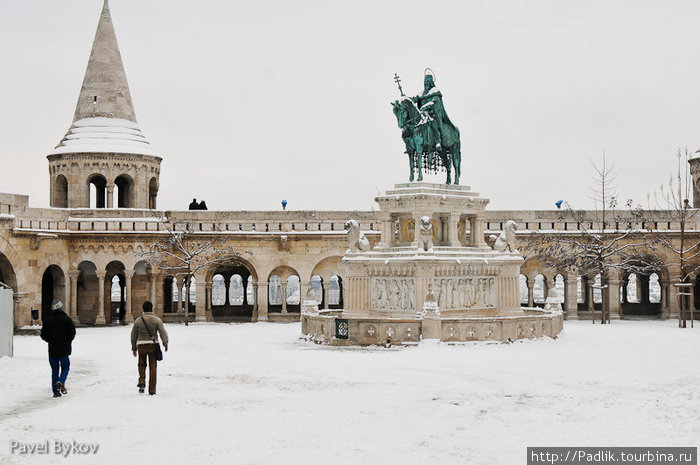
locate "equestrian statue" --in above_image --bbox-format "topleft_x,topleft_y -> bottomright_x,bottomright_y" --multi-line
391,69 -> 461,184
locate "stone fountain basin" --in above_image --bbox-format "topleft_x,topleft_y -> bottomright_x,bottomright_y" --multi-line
301,307 -> 563,346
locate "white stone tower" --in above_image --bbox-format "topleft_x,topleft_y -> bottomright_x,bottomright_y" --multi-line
47,0 -> 161,209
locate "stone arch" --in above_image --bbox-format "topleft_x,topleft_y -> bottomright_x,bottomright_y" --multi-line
327,275 -> 343,309
309,274 -> 323,305
268,265 -> 300,314
106,260 -> 126,323
87,173 -> 107,208
518,274 -> 528,305
77,261 -> 98,324
148,177 -> 158,209
54,174 -> 68,208
0,251 -> 18,291
553,273 -> 565,303
0,251 -> 18,322
208,257 -> 258,321
41,265 -> 66,323
621,269 -> 663,318
115,174 -> 135,208
533,274 -> 546,307
310,256 -> 344,309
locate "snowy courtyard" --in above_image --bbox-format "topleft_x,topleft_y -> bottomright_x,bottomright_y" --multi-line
1,321 -> 698,464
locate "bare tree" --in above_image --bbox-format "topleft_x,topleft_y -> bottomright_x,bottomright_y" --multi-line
647,149 -> 699,328
528,156 -> 659,324
139,214 -> 236,326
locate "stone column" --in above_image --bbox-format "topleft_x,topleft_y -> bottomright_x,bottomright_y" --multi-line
476,216 -> 487,247
321,280 -> 329,309
412,215 -> 423,248
251,282 -> 259,321
257,282 -> 269,321
281,283 -> 288,314
469,216 -> 478,247
124,270 -> 134,324
377,214 -> 393,248
448,213 -> 461,247
639,275 -> 650,304
195,273 -> 207,322
224,276 -> 230,307
527,280 -> 534,307
542,277 -> 550,302
242,276 -> 249,307
660,280 -> 671,319
68,270 -> 80,324
564,274 -> 578,320
177,278 -> 184,313
206,279 -> 213,321
95,272 -> 106,325
607,276 -> 622,320
586,280 -> 595,313
149,271 -> 157,308
106,183 -> 115,209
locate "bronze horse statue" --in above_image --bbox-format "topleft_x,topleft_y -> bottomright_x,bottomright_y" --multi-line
392,97 -> 461,184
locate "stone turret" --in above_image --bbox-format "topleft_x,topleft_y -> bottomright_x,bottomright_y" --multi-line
47,0 -> 161,209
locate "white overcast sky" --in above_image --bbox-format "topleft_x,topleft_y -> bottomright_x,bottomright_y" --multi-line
1,0 -> 700,212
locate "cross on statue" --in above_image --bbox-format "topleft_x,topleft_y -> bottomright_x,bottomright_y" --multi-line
393,73 -> 405,97
386,327 -> 395,337
367,326 -> 375,336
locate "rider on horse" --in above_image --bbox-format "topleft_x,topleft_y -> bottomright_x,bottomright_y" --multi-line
412,71 -> 455,151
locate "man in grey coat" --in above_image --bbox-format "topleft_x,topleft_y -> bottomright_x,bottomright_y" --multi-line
130,301 -> 168,395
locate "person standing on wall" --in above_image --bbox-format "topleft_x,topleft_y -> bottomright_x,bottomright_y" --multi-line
40,300 -> 76,398
130,301 -> 168,395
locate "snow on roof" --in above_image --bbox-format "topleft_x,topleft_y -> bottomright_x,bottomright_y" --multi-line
50,117 -> 156,156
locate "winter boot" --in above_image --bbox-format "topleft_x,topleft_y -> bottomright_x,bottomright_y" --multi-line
56,381 -> 67,395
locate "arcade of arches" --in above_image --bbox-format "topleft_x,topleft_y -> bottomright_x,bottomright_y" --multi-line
518,260 -> 672,319
3,193 -> 700,328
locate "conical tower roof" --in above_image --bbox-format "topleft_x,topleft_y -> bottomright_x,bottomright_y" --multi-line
51,0 -> 155,156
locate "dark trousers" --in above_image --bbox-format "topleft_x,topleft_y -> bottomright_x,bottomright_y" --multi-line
137,343 -> 158,394
49,356 -> 70,395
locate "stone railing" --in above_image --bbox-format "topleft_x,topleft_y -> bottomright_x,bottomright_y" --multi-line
5,205 -> 381,235
3,192 -> 699,235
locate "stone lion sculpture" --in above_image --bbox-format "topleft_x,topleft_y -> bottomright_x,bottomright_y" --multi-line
490,220 -> 518,253
344,219 -> 371,253
418,216 -> 434,251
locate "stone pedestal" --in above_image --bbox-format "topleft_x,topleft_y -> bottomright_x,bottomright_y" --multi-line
343,183 -> 523,318
302,182 -> 563,345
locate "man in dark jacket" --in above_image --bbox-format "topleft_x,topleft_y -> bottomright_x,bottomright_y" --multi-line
40,300 -> 76,397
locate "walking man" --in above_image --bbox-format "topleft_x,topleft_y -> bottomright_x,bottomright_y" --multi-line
40,300 -> 76,398
130,301 -> 168,395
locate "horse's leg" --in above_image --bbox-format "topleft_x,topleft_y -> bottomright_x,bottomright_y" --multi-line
444,150 -> 452,185
453,143 -> 461,185
415,140 -> 423,182
408,151 -> 415,182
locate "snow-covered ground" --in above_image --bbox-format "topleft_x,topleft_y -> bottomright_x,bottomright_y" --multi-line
0,321 -> 698,464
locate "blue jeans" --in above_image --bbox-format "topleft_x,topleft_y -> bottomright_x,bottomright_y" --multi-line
49,356 -> 70,395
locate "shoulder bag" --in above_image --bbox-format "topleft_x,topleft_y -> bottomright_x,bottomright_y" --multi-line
141,316 -> 164,361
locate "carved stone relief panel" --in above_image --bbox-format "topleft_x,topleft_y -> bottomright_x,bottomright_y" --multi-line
371,277 -> 416,312
435,277 -> 496,310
